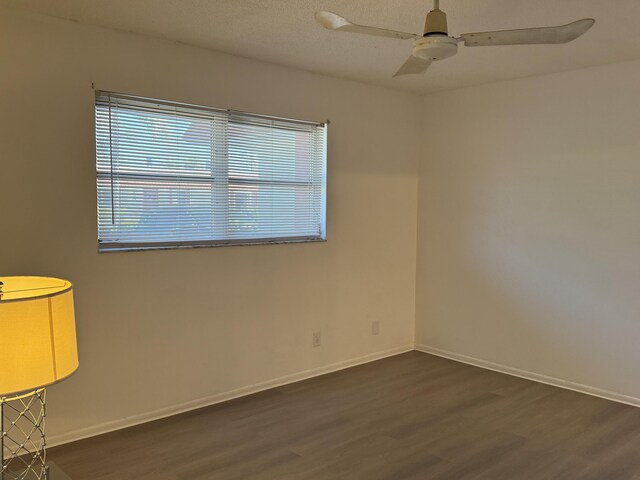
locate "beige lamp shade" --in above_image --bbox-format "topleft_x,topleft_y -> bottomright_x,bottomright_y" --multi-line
0,276 -> 79,396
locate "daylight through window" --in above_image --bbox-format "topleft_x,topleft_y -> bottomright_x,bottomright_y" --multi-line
95,92 -> 327,251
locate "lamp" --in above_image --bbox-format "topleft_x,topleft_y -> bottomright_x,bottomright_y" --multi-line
0,277 -> 78,480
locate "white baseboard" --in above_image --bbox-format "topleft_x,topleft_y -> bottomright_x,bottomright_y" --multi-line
48,343 -> 638,449
47,344 -> 414,448
415,344 -> 640,408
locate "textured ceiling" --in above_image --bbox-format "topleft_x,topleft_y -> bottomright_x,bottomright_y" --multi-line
2,0 -> 640,94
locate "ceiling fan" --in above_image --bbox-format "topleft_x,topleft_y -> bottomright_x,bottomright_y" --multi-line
315,1 -> 595,77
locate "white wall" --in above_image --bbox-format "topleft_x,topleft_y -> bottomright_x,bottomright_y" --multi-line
0,9 -> 420,443
416,60 -> 640,402
5,3 -> 640,448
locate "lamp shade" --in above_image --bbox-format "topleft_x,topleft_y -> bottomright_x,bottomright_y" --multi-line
0,276 -> 78,396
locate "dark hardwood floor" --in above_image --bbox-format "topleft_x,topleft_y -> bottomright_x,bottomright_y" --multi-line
49,351 -> 640,479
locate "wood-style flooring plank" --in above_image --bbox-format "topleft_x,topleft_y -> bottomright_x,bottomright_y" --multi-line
49,351 -> 640,479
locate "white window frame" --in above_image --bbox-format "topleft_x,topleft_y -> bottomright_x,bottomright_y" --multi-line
95,91 -> 327,252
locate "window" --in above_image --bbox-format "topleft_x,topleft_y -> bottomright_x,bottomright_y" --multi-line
95,92 -> 327,251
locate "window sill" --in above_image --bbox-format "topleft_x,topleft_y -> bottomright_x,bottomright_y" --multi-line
98,237 -> 327,253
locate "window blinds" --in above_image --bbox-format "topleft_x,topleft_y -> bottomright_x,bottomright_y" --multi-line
95,92 -> 327,251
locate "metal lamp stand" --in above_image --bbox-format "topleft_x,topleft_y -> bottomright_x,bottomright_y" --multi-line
1,389 -> 47,480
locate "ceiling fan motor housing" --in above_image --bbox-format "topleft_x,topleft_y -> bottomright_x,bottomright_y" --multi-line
424,8 -> 448,36
412,35 -> 458,61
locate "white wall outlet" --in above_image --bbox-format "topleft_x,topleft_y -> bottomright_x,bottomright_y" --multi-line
372,320 -> 380,335
313,331 -> 321,347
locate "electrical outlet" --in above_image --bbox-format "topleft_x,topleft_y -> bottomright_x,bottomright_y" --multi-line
372,321 -> 380,335
313,331 -> 321,347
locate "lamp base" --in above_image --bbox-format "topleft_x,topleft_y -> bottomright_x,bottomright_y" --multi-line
46,463 -> 71,479
1,389 -> 46,480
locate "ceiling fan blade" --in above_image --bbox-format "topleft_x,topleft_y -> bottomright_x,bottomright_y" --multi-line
459,18 -> 595,47
315,11 -> 418,40
393,56 -> 433,77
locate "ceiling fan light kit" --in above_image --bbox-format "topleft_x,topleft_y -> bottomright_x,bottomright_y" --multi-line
315,0 -> 595,78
